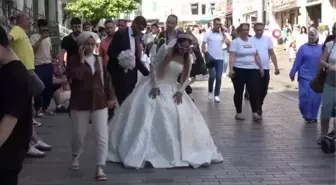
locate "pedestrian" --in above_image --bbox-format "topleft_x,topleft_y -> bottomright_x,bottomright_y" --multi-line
0,25 -> 32,185
250,22 -> 280,115
289,28 -> 322,123
8,12 -> 51,157
66,31 -> 117,181
31,19 -> 55,117
202,18 -> 231,103
228,23 -> 264,121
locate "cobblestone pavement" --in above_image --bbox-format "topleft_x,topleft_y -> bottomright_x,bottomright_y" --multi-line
19,78 -> 335,185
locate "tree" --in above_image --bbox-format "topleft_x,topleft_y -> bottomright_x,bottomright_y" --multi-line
65,0 -> 140,21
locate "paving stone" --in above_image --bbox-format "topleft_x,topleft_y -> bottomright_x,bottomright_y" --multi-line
19,83 -> 335,185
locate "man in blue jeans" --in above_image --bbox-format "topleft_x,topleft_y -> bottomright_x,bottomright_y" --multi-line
202,18 -> 231,103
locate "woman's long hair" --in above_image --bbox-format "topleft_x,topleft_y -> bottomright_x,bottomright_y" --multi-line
301,26 -> 307,34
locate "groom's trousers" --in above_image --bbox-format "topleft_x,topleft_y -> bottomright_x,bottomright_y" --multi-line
70,108 -> 108,166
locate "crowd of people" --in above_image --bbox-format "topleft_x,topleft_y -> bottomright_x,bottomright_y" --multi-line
0,11 -> 335,185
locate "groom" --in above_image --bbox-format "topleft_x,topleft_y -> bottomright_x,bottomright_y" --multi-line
107,16 -> 149,105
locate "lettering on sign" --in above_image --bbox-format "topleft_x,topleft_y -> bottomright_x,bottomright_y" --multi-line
306,0 -> 319,3
273,0 -> 296,6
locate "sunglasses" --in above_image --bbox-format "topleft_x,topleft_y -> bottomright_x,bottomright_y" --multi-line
178,44 -> 191,52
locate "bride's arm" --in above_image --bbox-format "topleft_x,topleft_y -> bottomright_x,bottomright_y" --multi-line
150,50 -> 172,87
178,54 -> 192,92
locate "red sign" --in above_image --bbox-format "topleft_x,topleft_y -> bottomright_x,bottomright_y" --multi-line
272,29 -> 282,39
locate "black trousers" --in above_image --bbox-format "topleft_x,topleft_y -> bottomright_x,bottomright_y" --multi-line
34,63 -> 54,111
0,169 -> 20,185
231,67 -> 261,113
260,70 -> 270,111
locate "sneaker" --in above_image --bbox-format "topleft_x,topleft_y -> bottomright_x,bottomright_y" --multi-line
32,119 -> 42,127
34,140 -> 52,151
208,93 -> 213,101
27,145 -> 45,157
35,110 -> 44,117
235,113 -> 245,120
214,96 -> 220,103
71,156 -> 80,170
95,167 -> 108,181
43,110 -> 56,116
55,105 -> 68,113
253,113 -> 262,121
317,135 -> 324,145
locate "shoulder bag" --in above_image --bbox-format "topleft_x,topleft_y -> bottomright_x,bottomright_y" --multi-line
310,41 -> 335,93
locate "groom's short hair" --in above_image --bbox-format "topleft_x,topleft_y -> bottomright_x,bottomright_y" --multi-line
133,16 -> 147,28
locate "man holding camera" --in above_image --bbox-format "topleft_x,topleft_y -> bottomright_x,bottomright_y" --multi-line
202,18 -> 231,103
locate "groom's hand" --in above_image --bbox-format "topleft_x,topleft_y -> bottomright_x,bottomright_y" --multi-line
148,87 -> 160,99
108,98 -> 118,108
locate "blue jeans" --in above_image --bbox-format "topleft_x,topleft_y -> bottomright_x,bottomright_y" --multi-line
222,49 -> 229,73
208,59 -> 224,96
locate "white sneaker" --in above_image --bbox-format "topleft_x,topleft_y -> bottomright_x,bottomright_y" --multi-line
95,167 -> 108,181
208,93 -> 213,101
71,156 -> 80,170
32,119 -> 42,127
253,113 -> 262,121
27,145 -> 46,157
235,113 -> 245,120
214,96 -> 220,103
34,140 -> 52,151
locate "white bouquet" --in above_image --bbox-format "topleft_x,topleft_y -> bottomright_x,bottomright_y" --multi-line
117,50 -> 136,73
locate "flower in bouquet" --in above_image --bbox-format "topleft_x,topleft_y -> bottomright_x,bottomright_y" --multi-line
117,50 -> 136,73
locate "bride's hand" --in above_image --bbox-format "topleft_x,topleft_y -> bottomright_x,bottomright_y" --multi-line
173,91 -> 183,105
148,87 -> 160,99
108,97 -> 118,108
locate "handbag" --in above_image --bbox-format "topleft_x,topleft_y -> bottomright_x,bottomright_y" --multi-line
204,52 -> 215,68
310,42 -> 335,93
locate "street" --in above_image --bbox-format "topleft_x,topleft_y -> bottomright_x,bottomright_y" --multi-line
19,63 -> 335,185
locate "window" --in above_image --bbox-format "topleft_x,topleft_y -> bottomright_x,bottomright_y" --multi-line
152,1 -> 157,12
191,3 -> 199,15
201,4 -> 206,15
210,3 -> 215,15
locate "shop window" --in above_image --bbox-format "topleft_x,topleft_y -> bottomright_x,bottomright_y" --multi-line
191,3 -> 199,15
210,3 -> 215,15
201,4 -> 206,15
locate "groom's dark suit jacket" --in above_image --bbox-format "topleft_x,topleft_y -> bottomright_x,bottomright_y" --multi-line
107,27 -> 149,104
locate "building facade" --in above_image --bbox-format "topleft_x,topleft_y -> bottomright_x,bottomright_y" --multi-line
231,0 -> 267,27
141,0 -> 218,22
271,0 -> 335,30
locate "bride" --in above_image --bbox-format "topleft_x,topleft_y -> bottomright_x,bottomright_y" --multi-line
107,32 -> 223,168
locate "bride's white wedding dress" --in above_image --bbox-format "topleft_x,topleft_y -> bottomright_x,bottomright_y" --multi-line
107,60 -> 223,168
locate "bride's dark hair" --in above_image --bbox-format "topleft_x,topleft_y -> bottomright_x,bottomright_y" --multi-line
157,35 -> 193,80
172,37 -> 192,63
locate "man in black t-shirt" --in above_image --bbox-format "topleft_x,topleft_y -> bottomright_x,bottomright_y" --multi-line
0,25 -> 32,185
58,17 -> 82,63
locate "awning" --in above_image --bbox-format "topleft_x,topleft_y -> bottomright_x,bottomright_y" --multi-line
198,15 -> 215,24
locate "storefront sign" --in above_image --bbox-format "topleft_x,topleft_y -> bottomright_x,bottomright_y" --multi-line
226,0 -> 232,13
273,0 -> 298,12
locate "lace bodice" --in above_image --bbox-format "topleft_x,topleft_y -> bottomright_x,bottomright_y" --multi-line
156,61 -> 183,84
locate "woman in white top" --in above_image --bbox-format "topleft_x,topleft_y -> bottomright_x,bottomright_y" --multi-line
229,23 -> 264,121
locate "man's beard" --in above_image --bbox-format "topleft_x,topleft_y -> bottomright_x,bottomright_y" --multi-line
73,31 -> 81,36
